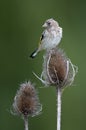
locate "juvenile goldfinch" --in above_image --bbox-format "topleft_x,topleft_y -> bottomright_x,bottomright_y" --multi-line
30,18 -> 62,58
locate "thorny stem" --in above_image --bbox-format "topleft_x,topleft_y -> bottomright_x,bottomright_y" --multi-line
56,87 -> 62,130
24,116 -> 29,130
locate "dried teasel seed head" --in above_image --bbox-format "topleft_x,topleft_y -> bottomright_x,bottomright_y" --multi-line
36,48 -> 78,88
12,81 -> 42,117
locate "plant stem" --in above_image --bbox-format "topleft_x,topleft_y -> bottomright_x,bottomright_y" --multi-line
24,116 -> 29,130
56,87 -> 62,130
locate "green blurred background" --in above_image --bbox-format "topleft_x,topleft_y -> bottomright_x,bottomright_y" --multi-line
0,0 -> 86,130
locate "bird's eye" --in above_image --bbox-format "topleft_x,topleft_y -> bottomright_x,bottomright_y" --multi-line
47,21 -> 51,25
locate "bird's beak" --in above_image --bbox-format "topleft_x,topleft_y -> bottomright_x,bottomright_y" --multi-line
42,23 -> 47,28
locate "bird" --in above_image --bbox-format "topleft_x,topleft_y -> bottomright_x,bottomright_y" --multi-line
30,18 -> 62,58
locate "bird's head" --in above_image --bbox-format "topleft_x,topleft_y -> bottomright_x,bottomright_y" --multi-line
42,18 -> 59,29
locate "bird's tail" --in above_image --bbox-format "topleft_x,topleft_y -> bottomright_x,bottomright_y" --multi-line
30,48 -> 39,58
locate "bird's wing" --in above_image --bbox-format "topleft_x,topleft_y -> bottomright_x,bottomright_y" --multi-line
40,33 -> 44,41
38,31 -> 45,47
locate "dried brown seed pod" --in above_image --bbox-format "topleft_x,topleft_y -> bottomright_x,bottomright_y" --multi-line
34,48 -> 78,88
12,81 -> 42,117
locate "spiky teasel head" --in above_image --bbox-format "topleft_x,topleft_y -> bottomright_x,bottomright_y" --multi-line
12,81 -> 42,118
35,48 -> 78,89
